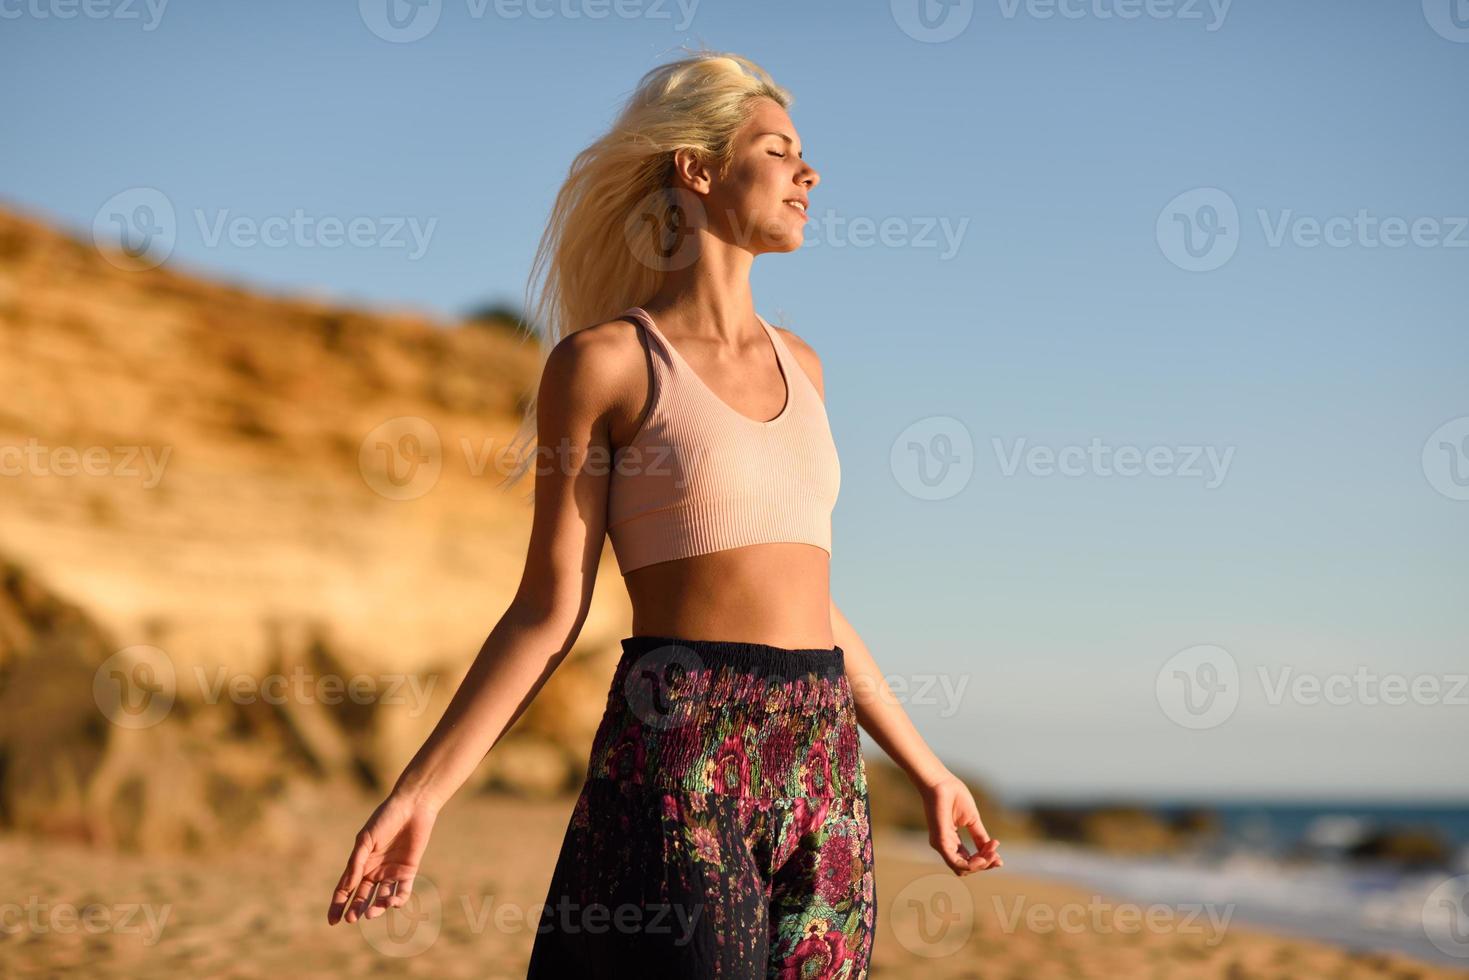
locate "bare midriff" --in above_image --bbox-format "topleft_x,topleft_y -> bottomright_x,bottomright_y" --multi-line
622,542 -> 834,650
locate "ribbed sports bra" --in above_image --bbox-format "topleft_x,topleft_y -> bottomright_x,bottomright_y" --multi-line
605,307 -> 841,574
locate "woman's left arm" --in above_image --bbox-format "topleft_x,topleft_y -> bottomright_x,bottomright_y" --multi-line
832,597 -> 1004,876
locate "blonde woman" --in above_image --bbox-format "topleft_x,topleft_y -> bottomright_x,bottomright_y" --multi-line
326,49 -> 1002,978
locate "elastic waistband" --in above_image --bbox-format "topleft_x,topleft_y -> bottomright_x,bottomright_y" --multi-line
619,634 -> 846,682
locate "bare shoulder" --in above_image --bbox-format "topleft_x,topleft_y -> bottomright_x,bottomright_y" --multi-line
538,315 -> 647,414
768,321 -> 828,401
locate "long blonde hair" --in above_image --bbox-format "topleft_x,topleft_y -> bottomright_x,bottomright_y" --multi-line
498,48 -> 793,492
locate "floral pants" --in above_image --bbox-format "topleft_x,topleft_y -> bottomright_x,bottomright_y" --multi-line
526,635 -> 876,979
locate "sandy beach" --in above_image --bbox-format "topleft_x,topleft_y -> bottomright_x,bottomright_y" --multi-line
3,783 -> 1464,980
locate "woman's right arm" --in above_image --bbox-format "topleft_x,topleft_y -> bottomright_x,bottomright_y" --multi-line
327,325 -> 624,925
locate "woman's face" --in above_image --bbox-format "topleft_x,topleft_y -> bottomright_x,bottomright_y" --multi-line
680,98 -> 821,255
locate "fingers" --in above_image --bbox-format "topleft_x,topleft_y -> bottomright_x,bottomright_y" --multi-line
327,832 -> 374,925
387,875 -> 416,909
347,878 -> 382,924
363,880 -> 396,920
931,820 -> 973,875
962,814 -> 1003,871
933,811 -> 1004,876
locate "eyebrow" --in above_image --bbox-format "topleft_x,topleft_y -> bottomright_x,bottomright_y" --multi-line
757,131 -> 803,158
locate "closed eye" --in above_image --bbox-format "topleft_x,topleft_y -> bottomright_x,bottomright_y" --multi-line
768,150 -> 787,158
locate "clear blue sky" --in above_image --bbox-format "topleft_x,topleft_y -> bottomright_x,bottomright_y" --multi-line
4,0 -> 1466,802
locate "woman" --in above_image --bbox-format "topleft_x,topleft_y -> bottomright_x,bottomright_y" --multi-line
326,49 -> 1002,978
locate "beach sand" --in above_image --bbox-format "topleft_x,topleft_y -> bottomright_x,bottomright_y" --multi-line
2,785 -> 1464,980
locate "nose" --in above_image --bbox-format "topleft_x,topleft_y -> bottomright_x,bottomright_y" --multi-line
797,160 -> 820,191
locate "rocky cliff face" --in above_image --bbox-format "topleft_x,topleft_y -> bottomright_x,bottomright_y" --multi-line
0,206 -> 632,851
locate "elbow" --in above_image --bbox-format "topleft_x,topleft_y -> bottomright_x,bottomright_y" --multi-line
502,586 -> 585,644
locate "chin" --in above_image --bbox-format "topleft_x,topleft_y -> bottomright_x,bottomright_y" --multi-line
756,220 -> 806,253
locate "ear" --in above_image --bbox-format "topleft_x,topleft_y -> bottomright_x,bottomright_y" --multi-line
670,146 -> 713,195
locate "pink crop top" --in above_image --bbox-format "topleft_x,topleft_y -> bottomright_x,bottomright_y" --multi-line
605,306 -> 841,574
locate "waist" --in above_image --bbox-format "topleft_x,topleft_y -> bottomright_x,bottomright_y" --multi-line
624,547 -> 832,640
583,634 -> 865,798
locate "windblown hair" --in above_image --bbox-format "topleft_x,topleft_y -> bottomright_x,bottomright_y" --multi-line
498,48 -> 793,492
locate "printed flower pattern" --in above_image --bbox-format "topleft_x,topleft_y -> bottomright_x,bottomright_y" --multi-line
529,645 -> 875,979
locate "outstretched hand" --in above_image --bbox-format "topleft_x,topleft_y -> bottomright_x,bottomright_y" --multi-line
918,771 -> 1004,876
327,793 -> 440,925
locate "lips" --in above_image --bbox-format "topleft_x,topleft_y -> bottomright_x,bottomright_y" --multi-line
784,199 -> 809,220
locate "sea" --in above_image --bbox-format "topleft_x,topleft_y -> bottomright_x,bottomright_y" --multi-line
970,798 -> 1469,969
